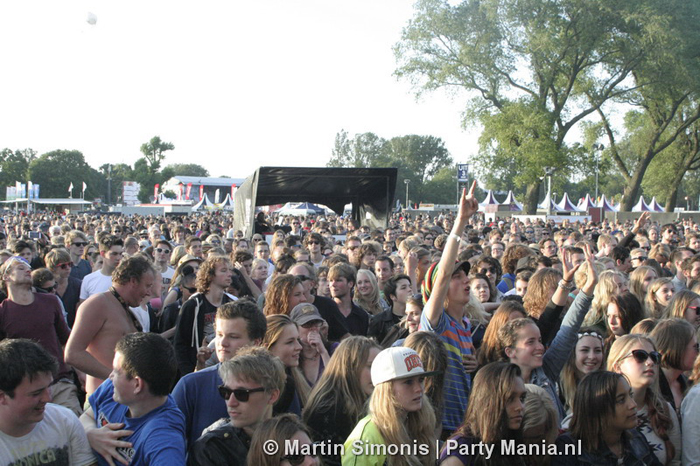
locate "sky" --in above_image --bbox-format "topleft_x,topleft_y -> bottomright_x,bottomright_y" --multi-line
0,1 -> 479,180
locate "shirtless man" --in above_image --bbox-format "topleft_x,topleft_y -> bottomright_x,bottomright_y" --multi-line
65,255 -> 156,396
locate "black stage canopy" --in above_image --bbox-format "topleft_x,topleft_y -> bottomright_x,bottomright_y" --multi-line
234,167 -> 397,236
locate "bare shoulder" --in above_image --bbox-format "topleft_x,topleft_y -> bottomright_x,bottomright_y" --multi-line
78,292 -> 115,316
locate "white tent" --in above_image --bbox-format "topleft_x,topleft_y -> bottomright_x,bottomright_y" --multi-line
632,196 -> 652,212
649,197 -> 665,213
192,193 -> 214,211
538,195 -> 566,212
577,193 -> 597,211
500,190 -> 523,211
217,193 -> 235,211
556,193 -> 582,212
598,195 -> 618,212
480,190 -> 501,206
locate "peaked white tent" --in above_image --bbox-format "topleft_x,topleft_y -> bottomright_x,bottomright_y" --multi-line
217,193 -> 235,211
556,193 -> 582,212
192,193 -> 214,211
598,195 -> 618,212
577,193 -> 597,211
538,195 -> 567,212
649,197 -> 665,213
501,191 -> 523,211
480,190 -> 500,206
632,197 -> 652,212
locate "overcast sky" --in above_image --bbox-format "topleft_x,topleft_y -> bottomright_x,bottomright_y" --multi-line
0,1 -> 479,180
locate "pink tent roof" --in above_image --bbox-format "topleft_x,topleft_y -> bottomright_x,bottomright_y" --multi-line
632,196 -> 652,212
598,194 -> 618,212
649,197 -> 665,212
556,193 -> 582,212
577,193 -> 597,210
480,190 -> 500,206
500,191 -> 523,211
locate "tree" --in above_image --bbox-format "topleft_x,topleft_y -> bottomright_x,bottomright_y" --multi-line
161,163 -> 209,178
393,0 -> 693,213
327,131 -> 454,204
28,150 -> 101,199
140,136 -> 174,175
0,148 -> 35,199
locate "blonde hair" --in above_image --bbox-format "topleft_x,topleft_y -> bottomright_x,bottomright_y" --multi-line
645,277 -> 674,318
369,380 -> 436,466
263,315 -> 310,406
584,270 -> 626,328
303,337 -> 380,429
629,266 -> 657,304
663,289 -> 700,320
523,384 -> 559,446
523,268 -> 562,319
353,269 -> 384,316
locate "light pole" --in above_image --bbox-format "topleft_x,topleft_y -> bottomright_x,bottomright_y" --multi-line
544,167 -> 555,217
686,196 -> 690,211
404,179 -> 410,209
592,143 -> 604,199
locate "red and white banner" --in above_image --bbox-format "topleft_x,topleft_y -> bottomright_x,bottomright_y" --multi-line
154,184 -> 160,202
199,184 -> 204,200
186,183 -> 192,200
231,184 -> 237,198
178,183 -> 183,200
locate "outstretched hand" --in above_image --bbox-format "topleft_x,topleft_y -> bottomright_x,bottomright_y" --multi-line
581,244 -> 598,296
633,211 -> 650,233
457,181 -> 479,223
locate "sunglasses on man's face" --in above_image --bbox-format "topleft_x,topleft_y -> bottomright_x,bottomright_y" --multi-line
155,248 -> 171,254
623,349 -> 661,365
57,262 -> 73,270
217,384 -> 265,402
36,283 -> 58,293
72,242 -> 87,247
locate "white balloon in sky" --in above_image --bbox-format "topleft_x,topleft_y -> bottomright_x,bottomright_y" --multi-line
87,12 -> 97,25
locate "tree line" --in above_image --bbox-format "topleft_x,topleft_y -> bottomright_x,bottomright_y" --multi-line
0,137 -> 209,205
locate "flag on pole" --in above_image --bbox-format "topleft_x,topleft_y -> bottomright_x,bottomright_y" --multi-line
82,182 -> 87,193
68,182 -> 74,198
154,184 -> 160,203
214,189 -> 220,204
186,183 -> 192,200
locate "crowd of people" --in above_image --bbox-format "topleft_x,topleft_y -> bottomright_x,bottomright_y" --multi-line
2,185 -> 700,465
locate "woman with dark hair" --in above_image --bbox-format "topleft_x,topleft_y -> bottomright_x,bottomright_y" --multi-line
477,302 -> 526,368
247,414 -> 320,466
604,292 -> 645,349
559,329 -> 605,415
439,362 -> 527,466
553,371 -> 662,466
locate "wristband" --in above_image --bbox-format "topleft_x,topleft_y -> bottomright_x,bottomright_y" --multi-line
558,280 -> 574,291
449,233 -> 462,243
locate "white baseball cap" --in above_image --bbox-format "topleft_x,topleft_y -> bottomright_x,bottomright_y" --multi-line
371,347 -> 438,386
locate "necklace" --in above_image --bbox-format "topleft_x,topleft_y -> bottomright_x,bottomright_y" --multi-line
109,287 -> 143,332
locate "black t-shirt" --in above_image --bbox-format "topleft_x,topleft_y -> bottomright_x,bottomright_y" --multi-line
313,296 -> 350,341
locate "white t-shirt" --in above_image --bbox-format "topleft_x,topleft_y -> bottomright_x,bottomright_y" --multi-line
79,271 -> 113,300
0,403 -> 95,466
161,267 -> 175,290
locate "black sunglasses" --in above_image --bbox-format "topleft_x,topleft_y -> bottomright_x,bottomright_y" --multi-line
688,306 -> 700,316
624,349 -> 661,365
217,384 -> 265,402
72,242 -> 88,247
632,256 -> 648,261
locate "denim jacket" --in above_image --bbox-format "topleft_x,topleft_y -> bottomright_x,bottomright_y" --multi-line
553,430 -> 663,466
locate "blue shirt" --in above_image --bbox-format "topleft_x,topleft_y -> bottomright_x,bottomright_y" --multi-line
172,364 -> 228,447
90,380 -> 186,466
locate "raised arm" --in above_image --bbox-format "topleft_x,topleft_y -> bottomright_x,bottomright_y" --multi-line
423,182 -> 478,328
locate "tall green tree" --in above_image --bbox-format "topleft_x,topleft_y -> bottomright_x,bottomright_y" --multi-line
0,148 -> 35,199
394,0 -> 693,213
161,163 -> 209,178
140,136 -> 174,175
28,150 -> 101,199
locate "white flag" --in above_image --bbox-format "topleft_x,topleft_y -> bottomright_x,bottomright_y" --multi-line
68,182 -> 74,192
82,182 -> 87,192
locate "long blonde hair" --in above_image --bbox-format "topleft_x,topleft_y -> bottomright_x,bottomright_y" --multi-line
629,266 -> 657,307
584,270 -> 626,327
523,268 -> 562,319
303,336 -> 380,427
369,380 -> 436,466
607,334 -> 674,460
645,277 -> 674,319
264,315 -> 310,406
353,269 -> 384,316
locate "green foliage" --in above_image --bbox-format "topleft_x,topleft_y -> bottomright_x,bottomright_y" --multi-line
28,150 -> 101,199
140,136 -> 174,174
326,130 -> 454,204
0,148 -> 35,200
162,163 -> 209,178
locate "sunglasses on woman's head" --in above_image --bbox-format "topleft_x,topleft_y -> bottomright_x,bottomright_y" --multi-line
217,385 -> 265,402
623,349 -> 661,365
